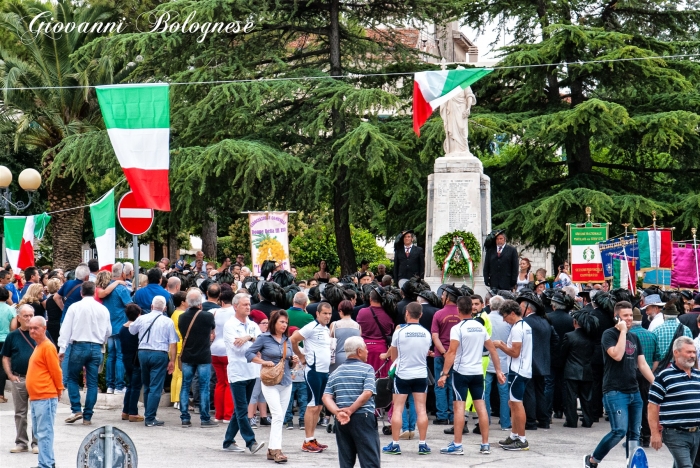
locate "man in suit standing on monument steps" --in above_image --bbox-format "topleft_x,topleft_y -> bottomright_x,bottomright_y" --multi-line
394,230 -> 425,281
483,230 -> 519,291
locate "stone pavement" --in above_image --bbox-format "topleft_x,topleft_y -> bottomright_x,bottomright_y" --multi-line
1,389 -> 673,467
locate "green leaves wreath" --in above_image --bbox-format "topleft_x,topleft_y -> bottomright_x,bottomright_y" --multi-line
433,230 -> 482,277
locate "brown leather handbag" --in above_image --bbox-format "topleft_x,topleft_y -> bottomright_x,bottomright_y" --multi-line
260,338 -> 287,386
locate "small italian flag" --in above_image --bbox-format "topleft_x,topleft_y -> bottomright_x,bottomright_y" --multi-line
413,68 -> 493,136
4,213 -> 51,271
90,189 -> 115,270
612,256 -> 636,290
637,229 -> 672,270
96,83 -> 171,211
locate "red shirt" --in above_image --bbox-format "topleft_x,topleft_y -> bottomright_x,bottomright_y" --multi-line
430,304 -> 460,357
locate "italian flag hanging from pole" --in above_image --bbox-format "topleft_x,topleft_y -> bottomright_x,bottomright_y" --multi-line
4,213 -> 51,271
612,256 -> 636,291
90,189 -> 116,270
413,68 -> 493,136
637,229 -> 672,270
96,83 -> 171,211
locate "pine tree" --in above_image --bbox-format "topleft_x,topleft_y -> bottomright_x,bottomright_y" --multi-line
462,0 -> 700,255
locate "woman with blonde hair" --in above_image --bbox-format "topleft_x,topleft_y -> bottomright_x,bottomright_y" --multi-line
94,271 -> 127,303
18,283 -> 46,319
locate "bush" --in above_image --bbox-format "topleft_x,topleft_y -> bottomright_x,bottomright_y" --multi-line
370,259 -> 394,277
115,258 -> 157,271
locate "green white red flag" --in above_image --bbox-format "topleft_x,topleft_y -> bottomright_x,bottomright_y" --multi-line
96,84 -> 171,211
637,229 -> 672,270
413,68 -> 493,136
4,213 -> 50,270
90,189 -> 115,269
612,256 -> 636,290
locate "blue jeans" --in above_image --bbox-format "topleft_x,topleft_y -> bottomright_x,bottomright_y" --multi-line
592,391 -> 642,462
106,335 -> 125,390
67,342 -> 102,420
139,350 -> 169,423
180,363 -> 212,423
434,356 -> 453,421
122,361 -> 142,416
485,371 -> 511,429
223,379 -> 257,449
402,394 -> 417,431
284,381 -> 308,424
61,344 -> 70,386
31,397 -> 57,468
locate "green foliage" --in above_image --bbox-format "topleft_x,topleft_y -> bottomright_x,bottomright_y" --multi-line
433,231 -> 482,278
115,258 -> 157,270
370,259 -> 394,277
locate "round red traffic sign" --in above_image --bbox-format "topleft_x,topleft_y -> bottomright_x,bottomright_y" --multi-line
117,191 -> 154,236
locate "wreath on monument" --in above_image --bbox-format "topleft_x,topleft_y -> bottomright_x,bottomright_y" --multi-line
433,230 -> 482,281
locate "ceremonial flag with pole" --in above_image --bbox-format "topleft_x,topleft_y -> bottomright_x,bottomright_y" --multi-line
413,68 -> 493,136
4,213 -> 51,270
90,189 -> 115,270
96,84 -> 171,211
637,228 -> 672,270
612,255 -> 636,291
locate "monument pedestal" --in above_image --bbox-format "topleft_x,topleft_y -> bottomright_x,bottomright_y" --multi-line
424,153 -> 491,296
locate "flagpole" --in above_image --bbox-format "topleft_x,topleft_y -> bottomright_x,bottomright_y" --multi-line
693,228 -> 700,291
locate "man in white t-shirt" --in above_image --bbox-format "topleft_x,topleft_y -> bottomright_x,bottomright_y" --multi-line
437,296 -> 504,456
291,302 -> 333,454
382,302 -> 433,456
493,299 -> 533,452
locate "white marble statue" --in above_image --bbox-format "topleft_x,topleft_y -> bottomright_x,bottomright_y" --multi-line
439,86 -> 476,156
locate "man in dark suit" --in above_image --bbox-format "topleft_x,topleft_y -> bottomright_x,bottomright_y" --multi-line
560,313 -> 595,428
679,294 -> 700,338
547,291 -> 575,419
394,230 -> 425,281
483,230 -> 518,291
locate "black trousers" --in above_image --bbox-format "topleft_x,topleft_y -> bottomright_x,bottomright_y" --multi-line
524,375 -> 550,426
563,379 -> 593,428
591,349 -> 605,419
637,374 -> 651,443
335,412 -> 380,468
551,367 -> 566,414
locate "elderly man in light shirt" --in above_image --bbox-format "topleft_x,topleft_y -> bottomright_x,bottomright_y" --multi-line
484,295 -> 512,430
57,282 -> 111,426
222,293 -> 265,454
129,295 -> 178,427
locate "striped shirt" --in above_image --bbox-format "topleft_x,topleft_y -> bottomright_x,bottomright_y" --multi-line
323,358 -> 376,414
648,364 -> 700,428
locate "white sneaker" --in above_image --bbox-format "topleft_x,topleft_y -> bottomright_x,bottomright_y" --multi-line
106,388 -> 114,394
114,388 -> 126,394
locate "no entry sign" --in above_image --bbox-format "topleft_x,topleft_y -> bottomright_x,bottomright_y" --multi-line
117,191 -> 154,236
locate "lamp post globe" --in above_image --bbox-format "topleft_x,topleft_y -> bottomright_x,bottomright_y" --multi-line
0,166 -> 12,189
18,168 -> 41,191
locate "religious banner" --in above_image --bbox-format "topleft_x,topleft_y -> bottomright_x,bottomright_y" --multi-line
671,242 -> 700,289
248,212 -> 290,276
599,235 -> 639,280
569,224 -> 607,282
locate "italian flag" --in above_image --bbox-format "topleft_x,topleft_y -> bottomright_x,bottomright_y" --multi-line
612,256 -> 636,290
413,68 -> 493,136
4,213 -> 51,271
637,229 -> 672,270
90,189 -> 115,270
96,83 -> 171,211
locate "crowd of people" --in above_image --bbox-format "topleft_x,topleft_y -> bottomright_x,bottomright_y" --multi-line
2,231 -> 700,467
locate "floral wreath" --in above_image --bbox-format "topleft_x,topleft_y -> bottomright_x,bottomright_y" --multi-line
433,230 -> 482,282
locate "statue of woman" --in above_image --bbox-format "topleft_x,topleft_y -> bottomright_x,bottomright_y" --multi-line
439,86 -> 476,155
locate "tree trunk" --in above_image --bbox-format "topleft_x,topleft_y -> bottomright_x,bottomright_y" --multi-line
328,0 -> 355,276
168,231 -> 179,263
202,207 -> 218,260
154,239 -> 164,262
535,0 -> 560,106
49,177 -> 86,270
565,72 -> 593,175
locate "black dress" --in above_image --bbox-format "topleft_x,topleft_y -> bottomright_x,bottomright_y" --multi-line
45,296 -> 62,346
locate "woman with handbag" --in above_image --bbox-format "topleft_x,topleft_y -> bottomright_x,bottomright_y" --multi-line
246,310 -> 298,464
356,287 -> 395,378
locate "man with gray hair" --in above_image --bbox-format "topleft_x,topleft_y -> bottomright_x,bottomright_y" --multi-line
123,262 -> 134,289
648,336 -> 700,468
322,336 -> 380,468
58,282 -> 111,425
178,288 -> 217,427
484,295 -> 512,431
287,291 -> 313,329
129,295 -> 178,427
102,262 -> 133,395
54,262 -> 90,321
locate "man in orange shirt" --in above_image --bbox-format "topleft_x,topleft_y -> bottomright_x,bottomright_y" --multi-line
26,316 -> 63,468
